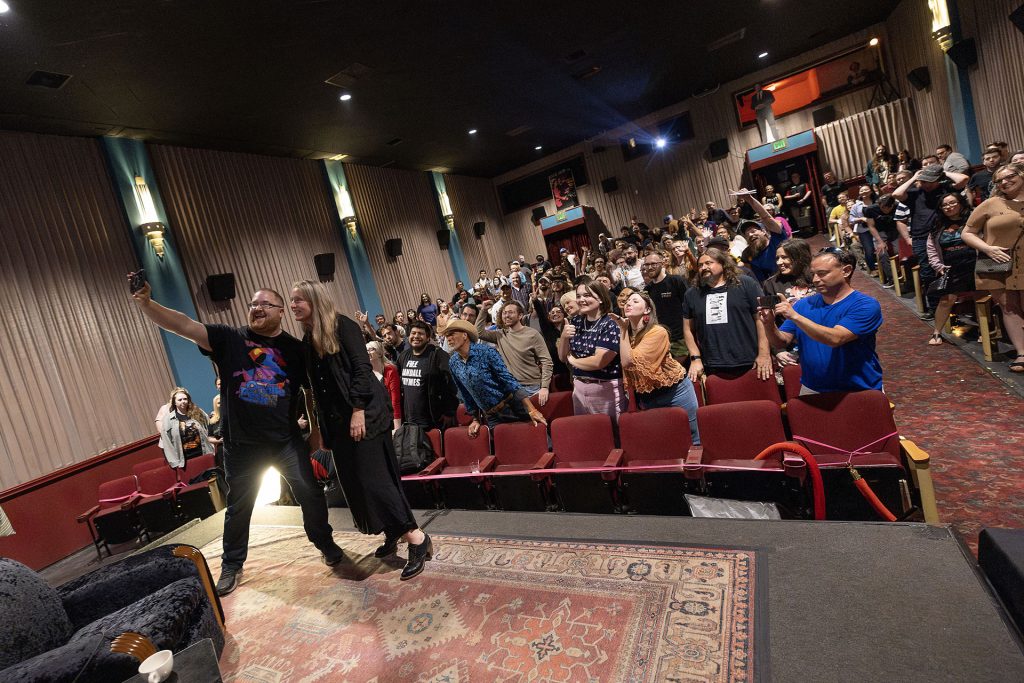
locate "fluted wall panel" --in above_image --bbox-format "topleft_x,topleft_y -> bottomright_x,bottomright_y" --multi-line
959,0 -> 1024,150
344,164 -> 457,317
0,131 -> 174,490
149,145 -> 360,335
815,98 -> 923,180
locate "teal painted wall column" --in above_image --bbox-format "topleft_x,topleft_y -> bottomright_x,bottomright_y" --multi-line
322,160 -> 385,316
430,172 -> 470,285
945,0 -> 982,162
101,137 -> 216,395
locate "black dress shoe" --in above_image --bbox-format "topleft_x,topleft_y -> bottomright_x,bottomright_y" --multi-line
321,542 -> 346,566
400,534 -> 433,581
216,567 -> 242,596
374,535 -> 400,558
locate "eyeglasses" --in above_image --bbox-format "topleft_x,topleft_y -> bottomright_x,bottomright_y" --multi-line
641,262 -> 663,269
249,302 -> 283,310
995,175 -> 1020,185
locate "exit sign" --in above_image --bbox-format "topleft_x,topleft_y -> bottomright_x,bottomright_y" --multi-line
772,138 -> 788,151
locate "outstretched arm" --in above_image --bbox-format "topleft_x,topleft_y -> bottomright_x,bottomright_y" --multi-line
131,282 -> 210,351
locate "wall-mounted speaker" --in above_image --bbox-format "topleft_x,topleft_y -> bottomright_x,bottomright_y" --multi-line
907,66 -> 931,91
436,229 -> 451,249
385,238 -> 403,259
946,39 -> 977,69
206,273 -> 236,302
1012,4 -> 1024,35
601,176 -> 619,193
531,206 -> 546,222
313,252 -> 335,281
473,221 -> 486,238
707,138 -> 729,161
812,105 -> 837,127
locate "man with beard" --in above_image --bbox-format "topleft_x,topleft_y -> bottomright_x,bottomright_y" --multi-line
474,299 -> 553,405
820,170 -> 845,216
641,252 -> 690,359
760,247 -> 883,394
131,283 -> 341,595
735,190 -> 787,283
682,248 -> 772,381
615,244 -> 646,290
396,320 -> 459,429
380,323 -> 408,362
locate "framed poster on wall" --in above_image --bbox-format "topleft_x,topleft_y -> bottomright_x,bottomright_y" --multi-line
733,44 -> 883,130
548,167 -> 579,211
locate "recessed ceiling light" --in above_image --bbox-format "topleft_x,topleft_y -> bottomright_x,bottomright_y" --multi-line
339,93 -> 352,101
468,129 -> 477,135
534,145 -> 542,151
758,51 -> 769,59
0,2 -> 10,14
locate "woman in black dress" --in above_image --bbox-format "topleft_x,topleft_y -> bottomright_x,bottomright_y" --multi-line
926,193 -> 978,345
290,280 -> 432,580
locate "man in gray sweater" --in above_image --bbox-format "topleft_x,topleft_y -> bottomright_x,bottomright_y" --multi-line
474,299 -> 554,406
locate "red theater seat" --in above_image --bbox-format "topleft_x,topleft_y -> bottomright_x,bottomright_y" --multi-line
530,390 -> 574,425
618,408 -> 692,516
77,475 -> 144,560
491,422 -> 553,511
431,425 -> 492,510
704,368 -> 783,406
549,414 -> 621,513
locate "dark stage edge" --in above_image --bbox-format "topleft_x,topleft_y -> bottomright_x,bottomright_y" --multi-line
165,507 -> 1024,682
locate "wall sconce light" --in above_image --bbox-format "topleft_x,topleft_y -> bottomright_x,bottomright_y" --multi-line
139,221 -> 167,258
929,0 -> 953,50
343,215 -> 358,236
444,214 -> 455,229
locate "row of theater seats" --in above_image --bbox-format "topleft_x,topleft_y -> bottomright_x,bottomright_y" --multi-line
77,454 -> 223,559
405,389 -> 936,522
454,365 -> 801,429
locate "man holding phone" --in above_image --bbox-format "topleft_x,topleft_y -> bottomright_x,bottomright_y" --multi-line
129,278 -> 342,596
759,248 -> 883,394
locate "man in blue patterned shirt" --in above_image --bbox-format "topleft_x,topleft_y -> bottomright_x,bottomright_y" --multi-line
441,319 -> 547,439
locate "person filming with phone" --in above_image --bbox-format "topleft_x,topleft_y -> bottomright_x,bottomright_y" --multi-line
759,247 -> 884,395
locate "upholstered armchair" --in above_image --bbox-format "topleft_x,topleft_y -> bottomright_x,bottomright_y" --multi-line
0,544 -> 224,683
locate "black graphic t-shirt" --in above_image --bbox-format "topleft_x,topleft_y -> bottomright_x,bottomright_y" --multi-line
177,413 -> 203,460
203,325 -> 308,445
398,353 -> 432,428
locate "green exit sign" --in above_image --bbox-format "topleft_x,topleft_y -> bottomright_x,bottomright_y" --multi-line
772,138 -> 788,151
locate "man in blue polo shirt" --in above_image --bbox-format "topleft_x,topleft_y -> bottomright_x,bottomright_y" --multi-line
759,247 -> 883,394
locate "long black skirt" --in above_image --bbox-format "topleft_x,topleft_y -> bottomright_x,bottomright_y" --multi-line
329,427 -> 418,538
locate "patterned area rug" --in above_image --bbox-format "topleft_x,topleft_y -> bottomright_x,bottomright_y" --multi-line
849,270 -> 1024,548
203,525 -> 762,682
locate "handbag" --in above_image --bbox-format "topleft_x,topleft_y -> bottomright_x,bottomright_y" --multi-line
975,224 -> 1022,275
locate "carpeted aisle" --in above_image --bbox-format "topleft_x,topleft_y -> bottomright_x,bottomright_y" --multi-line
849,271 -> 1024,546
202,525 -> 763,682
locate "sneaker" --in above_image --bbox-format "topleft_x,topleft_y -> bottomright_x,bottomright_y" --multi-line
216,567 -> 242,596
882,282 -> 894,289
920,311 -> 935,321
320,542 -> 346,566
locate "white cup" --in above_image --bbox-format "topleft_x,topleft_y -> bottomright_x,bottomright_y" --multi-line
139,650 -> 174,683
470,460 -> 480,473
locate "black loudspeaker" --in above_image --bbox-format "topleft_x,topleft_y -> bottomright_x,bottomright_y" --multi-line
385,238 -> 403,258
436,229 -> 451,249
531,206 -> 546,221
707,138 -> 729,160
601,176 -> 619,193
313,252 -> 335,281
907,66 -> 931,91
812,105 -> 837,127
1012,4 -> 1024,34
206,273 -> 236,302
946,39 -> 977,69
473,221 -> 486,238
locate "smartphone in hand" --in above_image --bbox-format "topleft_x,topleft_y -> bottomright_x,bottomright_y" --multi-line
128,269 -> 147,293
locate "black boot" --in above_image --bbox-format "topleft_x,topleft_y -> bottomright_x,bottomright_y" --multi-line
374,534 -> 400,558
401,533 -> 432,581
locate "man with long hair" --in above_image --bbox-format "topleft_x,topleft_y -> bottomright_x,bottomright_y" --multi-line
131,282 -> 341,596
682,248 -> 772,382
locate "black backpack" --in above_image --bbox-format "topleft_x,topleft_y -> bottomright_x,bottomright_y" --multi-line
393,424 -> 436,474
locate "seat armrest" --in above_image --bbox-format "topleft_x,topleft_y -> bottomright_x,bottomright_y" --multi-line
900,437 -> 929,464
684,447 -> 704,479
119,493 -> 141,510
533,452 -> 555,469
479,455 -> 497,472
77,505 -> 100,522
604,449 -> 624,468
782,452 -> 807,480
421,457 -> 446,476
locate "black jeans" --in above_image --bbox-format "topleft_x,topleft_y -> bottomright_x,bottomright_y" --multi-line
221,437 -> 334,571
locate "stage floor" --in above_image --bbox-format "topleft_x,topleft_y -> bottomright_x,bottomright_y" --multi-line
167,507 -> 1024,682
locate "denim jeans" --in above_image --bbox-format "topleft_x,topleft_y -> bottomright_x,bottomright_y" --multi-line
856,231 -> 877,271
221,437 -> 334,570
912,235 -> 938,309
636,378 -> 701,445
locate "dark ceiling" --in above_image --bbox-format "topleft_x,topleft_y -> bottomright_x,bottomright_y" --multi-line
0,0 -> 896,178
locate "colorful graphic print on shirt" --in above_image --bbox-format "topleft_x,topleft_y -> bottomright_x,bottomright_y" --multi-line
234,342 -> 289,407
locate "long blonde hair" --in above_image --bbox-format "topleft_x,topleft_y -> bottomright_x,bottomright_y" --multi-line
168,387 -> 207,425
292,280 -> 339,356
